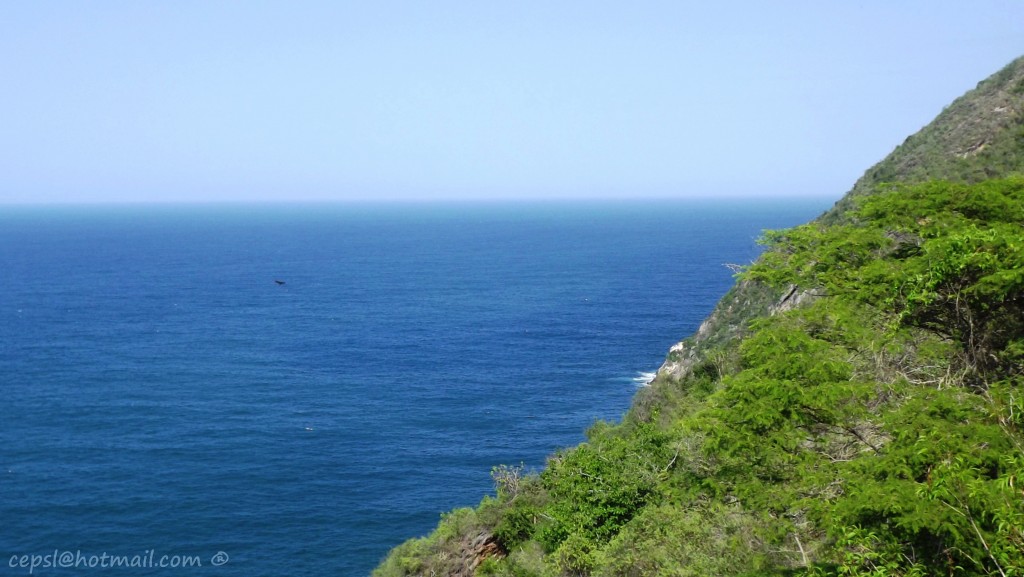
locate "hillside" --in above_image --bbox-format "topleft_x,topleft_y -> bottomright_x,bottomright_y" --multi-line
372,57 -> 1024,577
827,55 -> 1024,220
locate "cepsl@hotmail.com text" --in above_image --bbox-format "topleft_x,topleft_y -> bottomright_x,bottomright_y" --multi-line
8,549 -> 230,574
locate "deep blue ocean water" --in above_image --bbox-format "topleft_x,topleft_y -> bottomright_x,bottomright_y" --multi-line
0,199 -> 827,576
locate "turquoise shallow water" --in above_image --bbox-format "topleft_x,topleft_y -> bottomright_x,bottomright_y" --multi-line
0,199 -> 827,575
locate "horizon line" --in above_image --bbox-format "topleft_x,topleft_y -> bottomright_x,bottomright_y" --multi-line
0,192 -> 839,207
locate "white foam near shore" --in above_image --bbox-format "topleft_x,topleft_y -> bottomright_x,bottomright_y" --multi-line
632,371 -> 657,386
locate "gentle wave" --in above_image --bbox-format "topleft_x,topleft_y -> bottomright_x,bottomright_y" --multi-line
632,371 -> 657,386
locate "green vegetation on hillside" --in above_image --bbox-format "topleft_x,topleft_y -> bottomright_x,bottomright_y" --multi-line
376,177 -> 1023,577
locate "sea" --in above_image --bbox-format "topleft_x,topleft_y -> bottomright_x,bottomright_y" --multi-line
0,199 -> 828,576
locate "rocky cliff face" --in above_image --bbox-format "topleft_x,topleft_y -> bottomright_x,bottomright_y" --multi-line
655,282 -> 815,382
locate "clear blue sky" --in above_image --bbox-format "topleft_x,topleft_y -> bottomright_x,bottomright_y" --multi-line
1,2 -> 1021,203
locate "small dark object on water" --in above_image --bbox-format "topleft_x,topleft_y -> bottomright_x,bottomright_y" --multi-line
275,280 -> 286,285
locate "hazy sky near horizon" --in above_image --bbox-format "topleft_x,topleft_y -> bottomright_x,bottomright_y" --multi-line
1,2 -> 1021,204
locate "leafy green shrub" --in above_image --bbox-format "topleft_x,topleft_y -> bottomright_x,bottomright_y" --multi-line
538,421 -> 676,553
748,178 -> 1024,381
596,503 -> 767,577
